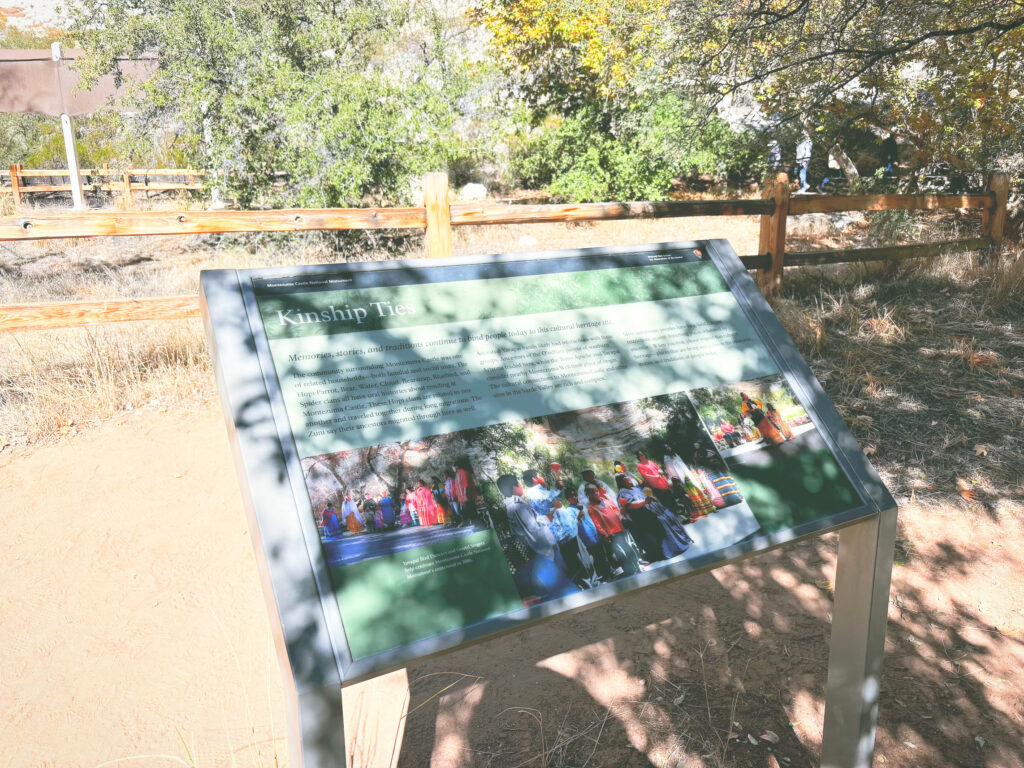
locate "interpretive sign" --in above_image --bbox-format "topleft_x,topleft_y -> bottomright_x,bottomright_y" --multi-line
202,239 -> 896,768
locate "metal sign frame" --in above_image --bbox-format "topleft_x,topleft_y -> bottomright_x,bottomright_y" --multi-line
201,239 -> 897,768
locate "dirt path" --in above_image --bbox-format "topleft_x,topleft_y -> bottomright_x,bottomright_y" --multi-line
2,403 -> 1022,768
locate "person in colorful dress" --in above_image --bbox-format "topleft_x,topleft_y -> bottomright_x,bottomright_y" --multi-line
739,413 -> 760,442
432,478 -> 452,526
566,488 -> 609,582
615,474 -> 692,562
545,487 -> 592,588
443,469 -> 460,523
362,493 -> 378,532
378,492 -> 395,528
720,418 -> 741,448
399,493 -> 414,527
694,447 -> 745,507
766,402 -> 795,440
695,466 -> 727,509
414,479 -> 440,526
742,392 -> 785,445
321,505 -> 343,537
342,492 -> 365,534
635,451 -> 677,511
404,488 -> 419,526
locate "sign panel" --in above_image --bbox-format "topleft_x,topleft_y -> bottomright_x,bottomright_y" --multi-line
202,239 -> 894,684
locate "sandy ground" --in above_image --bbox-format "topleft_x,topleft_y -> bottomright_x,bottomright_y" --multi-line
2,402 -> 1022,768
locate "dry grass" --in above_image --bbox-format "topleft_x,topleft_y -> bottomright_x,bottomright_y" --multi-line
775,246 -> 1024,506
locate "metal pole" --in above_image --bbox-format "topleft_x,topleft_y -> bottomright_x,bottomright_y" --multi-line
820,505 -> 898,767
51,43 -> 86,211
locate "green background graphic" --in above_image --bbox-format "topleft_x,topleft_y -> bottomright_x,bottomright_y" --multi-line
331,531 -> 523,659
257,262 -> 727,339
731,448 -> 862,534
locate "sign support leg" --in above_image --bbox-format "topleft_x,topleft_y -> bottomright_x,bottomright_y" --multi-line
343,668 -> 410,768
820,507 -> 898,768
292,684 -> 347,768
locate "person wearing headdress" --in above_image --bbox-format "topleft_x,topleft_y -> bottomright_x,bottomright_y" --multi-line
741,392 -> 784,445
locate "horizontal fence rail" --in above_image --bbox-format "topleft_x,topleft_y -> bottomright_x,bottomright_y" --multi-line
0,199 -> 771,241
0,170 -> 1009,333
5,164 -> 207,207
787,193 -> 990,215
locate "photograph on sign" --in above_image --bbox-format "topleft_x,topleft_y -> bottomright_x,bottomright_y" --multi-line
244,245 -> 867,662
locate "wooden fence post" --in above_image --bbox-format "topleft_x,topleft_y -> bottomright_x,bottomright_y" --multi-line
9,164 -> 21,209
122,166 -> 133,208
423,172 -> 453,259
757,172 -> 790,296
982,171 -> 1009,261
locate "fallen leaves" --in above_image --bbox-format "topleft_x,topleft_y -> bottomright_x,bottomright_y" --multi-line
969,352 -> 1001,369
956,477 -> 979,501
974,444 -> 988,457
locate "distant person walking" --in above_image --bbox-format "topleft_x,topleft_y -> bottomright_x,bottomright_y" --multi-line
881,132 -> 898,178
795,131 -> 813,192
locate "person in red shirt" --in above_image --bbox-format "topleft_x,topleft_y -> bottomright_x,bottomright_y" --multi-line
635,450 -> 677,512
584,483 -> 641,577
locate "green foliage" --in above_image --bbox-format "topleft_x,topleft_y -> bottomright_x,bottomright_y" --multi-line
509,97 -> 759,202
71,0 -> 483,207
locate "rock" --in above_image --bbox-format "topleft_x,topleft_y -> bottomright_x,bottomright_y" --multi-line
788,211 -> 866,237
459,183 -> 488,201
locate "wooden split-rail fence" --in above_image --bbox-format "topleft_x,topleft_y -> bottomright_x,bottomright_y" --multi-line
3,164 -> 204,207
0,171 -> 1010,333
